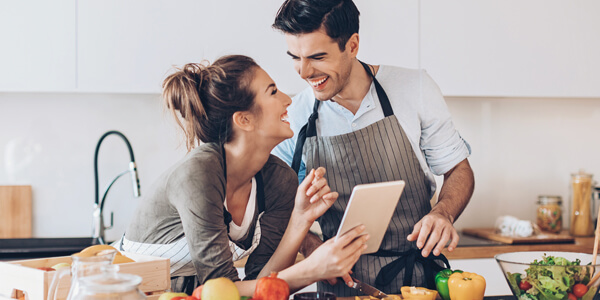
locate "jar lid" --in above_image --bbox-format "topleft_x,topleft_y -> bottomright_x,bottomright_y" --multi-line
537,195 -> 562,205
79,265 -> 142,293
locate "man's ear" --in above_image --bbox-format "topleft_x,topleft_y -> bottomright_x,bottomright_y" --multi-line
232,111 -> 254,132
346,33 -> 359,57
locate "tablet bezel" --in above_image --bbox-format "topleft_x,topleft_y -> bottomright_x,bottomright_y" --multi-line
334,180 -> 405,254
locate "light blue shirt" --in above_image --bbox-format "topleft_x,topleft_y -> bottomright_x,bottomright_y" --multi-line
272,65 -> 471,195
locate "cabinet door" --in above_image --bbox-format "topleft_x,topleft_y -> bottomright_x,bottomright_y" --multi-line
0,0 -> 76,92
421,0 -> 600,97
77,0 -> 289,94
77,0 -> 419,94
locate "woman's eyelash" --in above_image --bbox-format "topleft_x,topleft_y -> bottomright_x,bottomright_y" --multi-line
271,88 -> 278,95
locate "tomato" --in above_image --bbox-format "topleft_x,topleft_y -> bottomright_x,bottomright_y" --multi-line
568,293 -> 577,300
191,285 -> 203,300
518,280 -> 532,290
573,283 -> 588,298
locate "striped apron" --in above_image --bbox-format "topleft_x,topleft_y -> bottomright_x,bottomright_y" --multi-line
115,173 -> 266,294
291,61 -> 449,296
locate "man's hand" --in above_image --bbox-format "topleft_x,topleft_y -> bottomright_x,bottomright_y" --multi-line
406,211 -> 459,257
407,158 -> 474,257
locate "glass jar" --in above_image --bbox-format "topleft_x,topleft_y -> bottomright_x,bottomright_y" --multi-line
536,195 -> 562,233
569,172 -> 594,236
73,265 -> 146,300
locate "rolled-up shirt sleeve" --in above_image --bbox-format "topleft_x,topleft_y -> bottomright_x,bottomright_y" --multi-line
167,156 -> 240,283
418,70 -> 471,176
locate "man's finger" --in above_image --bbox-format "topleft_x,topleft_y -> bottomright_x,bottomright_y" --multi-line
447,229 -> 460,252
406,221 -> 422,242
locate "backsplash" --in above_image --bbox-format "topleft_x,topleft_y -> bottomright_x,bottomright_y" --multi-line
1,93 -> 599,240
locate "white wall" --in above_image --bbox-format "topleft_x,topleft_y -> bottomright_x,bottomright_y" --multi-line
0,93 -> 186,241
1,94 -> 599,239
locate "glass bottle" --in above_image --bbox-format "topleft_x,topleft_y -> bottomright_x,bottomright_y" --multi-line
536,195 -> 562,233
569,172 -> 594,236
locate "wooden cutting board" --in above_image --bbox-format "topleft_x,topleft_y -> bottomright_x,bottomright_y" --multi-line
0,185 -> 32,238
462,228 -> 574,244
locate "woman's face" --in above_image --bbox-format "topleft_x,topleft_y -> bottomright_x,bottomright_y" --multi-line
248,67 -> 294,143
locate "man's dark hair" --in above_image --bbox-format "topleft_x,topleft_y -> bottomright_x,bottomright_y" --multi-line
272,0 -> 360,51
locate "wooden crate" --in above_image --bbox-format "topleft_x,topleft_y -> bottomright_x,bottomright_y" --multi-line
0,252 -> 170,300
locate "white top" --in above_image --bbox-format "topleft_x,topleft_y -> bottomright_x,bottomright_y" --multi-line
272,65 -> 471,195
224,177 -> 257,241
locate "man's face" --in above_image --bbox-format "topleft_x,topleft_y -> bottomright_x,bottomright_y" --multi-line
285,29 -> 355,101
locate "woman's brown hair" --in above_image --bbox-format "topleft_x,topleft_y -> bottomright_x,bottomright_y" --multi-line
162,55 -> 259,151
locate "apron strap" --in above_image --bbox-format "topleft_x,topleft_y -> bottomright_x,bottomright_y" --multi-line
291,100 -> 320,174
359,61 -> 393,117
255,172 -> 265,213
370,249 -> 450,290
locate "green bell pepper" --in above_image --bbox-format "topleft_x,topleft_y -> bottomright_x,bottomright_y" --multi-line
435,269 -> 463,300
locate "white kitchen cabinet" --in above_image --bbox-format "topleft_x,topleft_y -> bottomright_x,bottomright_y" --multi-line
0,0 -> 76,92
76,0 -> 418,94
421,0 -> 600,97
76,0 -> 296,94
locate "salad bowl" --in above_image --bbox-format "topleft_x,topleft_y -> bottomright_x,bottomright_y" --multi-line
495,251 -> 600,300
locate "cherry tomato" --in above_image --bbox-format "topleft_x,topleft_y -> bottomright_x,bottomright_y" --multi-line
519,280 -> 533,290
568,293 -> 577,300
573,283 -> 589,298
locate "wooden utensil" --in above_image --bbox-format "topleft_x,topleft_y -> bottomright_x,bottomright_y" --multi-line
0,185 -> 32,238
586,204 -> 600,288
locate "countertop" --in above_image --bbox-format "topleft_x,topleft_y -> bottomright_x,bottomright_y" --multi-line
442,232 -> 595,259
234,231 -> 595,267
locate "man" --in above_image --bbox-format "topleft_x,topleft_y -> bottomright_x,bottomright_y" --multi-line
271,0 -> 474,296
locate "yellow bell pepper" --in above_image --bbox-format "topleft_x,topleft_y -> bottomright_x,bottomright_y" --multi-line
447,272 -> 486,300
400,286 -> 438,300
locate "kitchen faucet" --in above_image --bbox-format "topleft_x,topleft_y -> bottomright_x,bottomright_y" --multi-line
92,130 -> 141,245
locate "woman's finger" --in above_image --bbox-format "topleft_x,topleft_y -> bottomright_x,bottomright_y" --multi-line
299,169 -> 315,192
310,185 -> 331,203
336,225 -> 366,247
306,176 -> 328,196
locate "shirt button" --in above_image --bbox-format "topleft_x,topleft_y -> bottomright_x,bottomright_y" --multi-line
352,123 -> 357,128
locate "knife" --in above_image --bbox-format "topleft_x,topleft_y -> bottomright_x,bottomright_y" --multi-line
349,277 -> 388,299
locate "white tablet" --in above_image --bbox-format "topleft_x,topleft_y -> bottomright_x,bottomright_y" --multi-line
334,180 -> 405,254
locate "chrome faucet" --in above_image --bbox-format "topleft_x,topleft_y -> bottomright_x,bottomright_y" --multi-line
92,130 -> 141,245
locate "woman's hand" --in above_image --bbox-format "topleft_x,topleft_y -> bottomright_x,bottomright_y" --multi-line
303,225 -> 368,282
293,167 -> 339,223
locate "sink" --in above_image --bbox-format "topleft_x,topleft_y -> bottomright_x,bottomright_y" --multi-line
0,237 -> 99,260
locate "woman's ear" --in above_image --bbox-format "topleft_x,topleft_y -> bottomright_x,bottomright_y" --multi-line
232,111 -> 254,132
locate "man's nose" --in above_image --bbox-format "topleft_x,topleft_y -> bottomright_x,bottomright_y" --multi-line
298,59 -> 313,79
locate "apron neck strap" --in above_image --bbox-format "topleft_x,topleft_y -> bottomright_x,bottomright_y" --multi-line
358,60 -> 394,117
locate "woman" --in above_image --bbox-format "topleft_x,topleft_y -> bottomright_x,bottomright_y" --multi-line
119,55 -> 368,295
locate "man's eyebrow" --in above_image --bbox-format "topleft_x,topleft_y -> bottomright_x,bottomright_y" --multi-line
265,83 -> 276,93
286,51 -> 327,59
307,52 -> 327,59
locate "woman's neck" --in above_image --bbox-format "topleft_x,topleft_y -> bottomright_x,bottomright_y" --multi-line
224,139 -> 270,190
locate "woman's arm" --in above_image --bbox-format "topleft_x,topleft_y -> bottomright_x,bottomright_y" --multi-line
233,224 -> 368,295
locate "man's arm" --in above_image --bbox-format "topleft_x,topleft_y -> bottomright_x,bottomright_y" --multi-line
299,230 -> 323,257
406,158 -> 474,257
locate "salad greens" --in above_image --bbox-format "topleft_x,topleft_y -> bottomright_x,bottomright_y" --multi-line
506,254 -> 597,300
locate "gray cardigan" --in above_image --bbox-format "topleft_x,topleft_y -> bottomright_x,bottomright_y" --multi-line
125,143 -> 297,282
